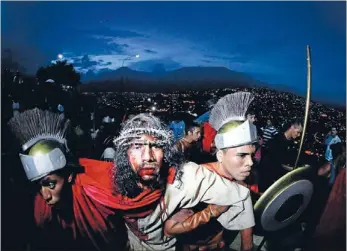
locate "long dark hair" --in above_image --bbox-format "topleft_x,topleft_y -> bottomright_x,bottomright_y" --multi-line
112,114 -> 183,198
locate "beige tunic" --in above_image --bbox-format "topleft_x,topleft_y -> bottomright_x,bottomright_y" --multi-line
127,162 -> 255,251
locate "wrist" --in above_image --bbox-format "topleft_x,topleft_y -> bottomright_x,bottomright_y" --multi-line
208,205 -> 219,217
241,243 -> 253,250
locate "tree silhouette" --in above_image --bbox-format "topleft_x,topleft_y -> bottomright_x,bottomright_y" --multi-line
35,60 -> 81,112
36,60 -> 81,87
1,48 -> 26,73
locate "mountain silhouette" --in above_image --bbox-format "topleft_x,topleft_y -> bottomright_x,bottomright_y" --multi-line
78,66 -> 261,93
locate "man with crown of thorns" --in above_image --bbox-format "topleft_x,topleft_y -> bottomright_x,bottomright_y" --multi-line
111,106 -> 255,250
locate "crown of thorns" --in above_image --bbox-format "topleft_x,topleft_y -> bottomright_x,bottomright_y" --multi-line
113,114 -> 173,148
114,128 -> 173,147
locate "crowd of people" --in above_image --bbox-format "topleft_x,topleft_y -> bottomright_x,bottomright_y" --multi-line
1,69 -> 346,251
2,87 -> 346,251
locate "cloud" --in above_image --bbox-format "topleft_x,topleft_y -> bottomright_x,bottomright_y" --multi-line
63,28 -> 268,75
89,28 -> 145,39
72,54 -> 117,73
80,55 -> 98,67
144,49 -> 157,54
130,58 -> 182,72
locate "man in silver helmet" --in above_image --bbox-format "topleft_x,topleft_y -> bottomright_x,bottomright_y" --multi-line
8,108 -> 128,251
164,92 -> 257,251
112,113 -> 254,251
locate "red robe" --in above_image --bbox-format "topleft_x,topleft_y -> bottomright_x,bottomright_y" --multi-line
34,158 -> 175,250
306,168 -> 346,251
202,122 -> 216,153
34,159 -> 127,250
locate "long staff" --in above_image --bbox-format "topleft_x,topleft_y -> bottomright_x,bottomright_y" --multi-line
294,45 -> 312,169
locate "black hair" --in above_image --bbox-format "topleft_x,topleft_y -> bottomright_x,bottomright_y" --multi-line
184,121 -> 200,135
283,118 -> 303,131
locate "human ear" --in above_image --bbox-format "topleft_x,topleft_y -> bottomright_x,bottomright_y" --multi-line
67,173 -> 73,183
216,150 -> 224,163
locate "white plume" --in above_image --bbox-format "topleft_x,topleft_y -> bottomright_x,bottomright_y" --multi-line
209,92 -> 254,131
8,108 -> 70,151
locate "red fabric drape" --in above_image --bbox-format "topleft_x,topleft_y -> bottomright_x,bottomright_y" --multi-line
34,159 -> 123,249
34,158 -> 176,248
80,159 -> 175,211
202,122 -> 216,153
310,168 -> 346,250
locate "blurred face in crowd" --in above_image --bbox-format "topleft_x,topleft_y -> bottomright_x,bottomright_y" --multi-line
289,124 -> 303,140
267,119 -> 272,126
331,127 -> 337,137
37,172 -> 73,207
217,144 -> 256,181
187,127 -> 201,142
127,134 -> 164,185
247,114 -> 256,124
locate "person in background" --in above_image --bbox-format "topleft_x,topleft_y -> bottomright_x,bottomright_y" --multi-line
258,118 -> 303,192
57,103 -> 65,120
261,119 -> 278,150
324,127 -> 341,185
176,121 -> 202,161
12,99 -> 20,117
305,144 -> 345,251
168,120 -> 186,141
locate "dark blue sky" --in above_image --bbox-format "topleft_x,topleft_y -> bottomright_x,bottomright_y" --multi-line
2,1 -> 346,105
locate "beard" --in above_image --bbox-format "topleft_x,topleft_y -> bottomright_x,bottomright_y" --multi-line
115,154 -> 168,199
135,162 -> 167,191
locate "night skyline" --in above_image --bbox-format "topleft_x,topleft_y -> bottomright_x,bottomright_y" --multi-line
2,1 -> 346,105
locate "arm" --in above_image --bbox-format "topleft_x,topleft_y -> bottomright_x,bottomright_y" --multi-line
324,134 -> 331,145
164,205 -> 229,237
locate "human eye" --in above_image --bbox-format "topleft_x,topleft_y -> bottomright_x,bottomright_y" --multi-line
153,142 -> 165,149
48,182 -> 56,189
151,143 -> 159,149
42,180 -> 56,189
237,154 -> 247,159
132,143 -> 142,150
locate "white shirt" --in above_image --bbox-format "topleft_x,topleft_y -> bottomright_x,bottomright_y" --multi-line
126,162 -> 255,251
